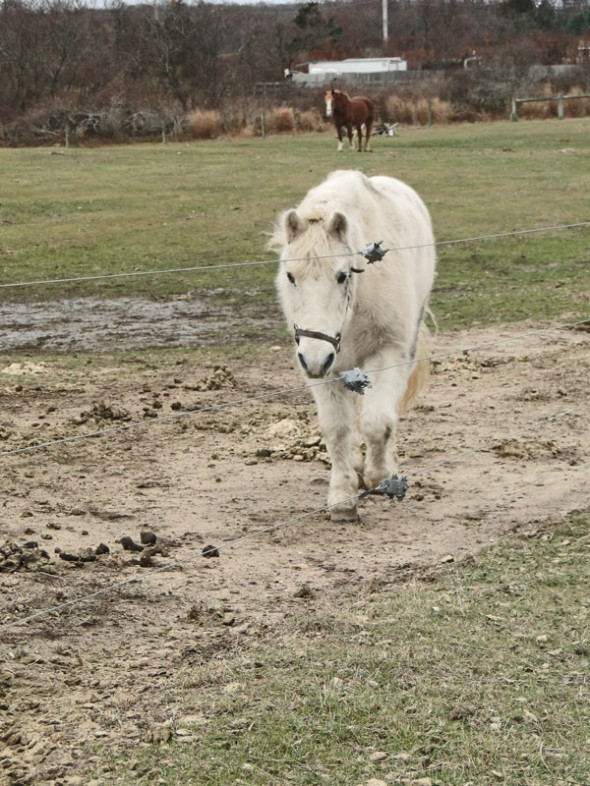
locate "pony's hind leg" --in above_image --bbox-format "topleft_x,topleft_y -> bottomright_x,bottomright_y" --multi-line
359,352 -> 413,490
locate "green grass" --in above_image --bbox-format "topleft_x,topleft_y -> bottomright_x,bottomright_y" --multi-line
108,514 -> 589,785
2,118 -> 589,332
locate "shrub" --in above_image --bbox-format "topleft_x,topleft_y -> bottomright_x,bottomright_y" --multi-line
564,86 -> 590,117
187,110 -> 223,139
384,94 -> 452,125
265,107 -> 295,134
296,108 -> 325,132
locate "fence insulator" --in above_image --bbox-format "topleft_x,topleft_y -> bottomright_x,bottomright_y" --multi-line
361,241 -> 389,264
339,367 -> 372,395
361,473 -> 408,502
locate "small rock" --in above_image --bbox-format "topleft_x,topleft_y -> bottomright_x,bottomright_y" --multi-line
369,751 -> 388,763
139,552 -> 154,568
202,544 -> 219,558
59,552 -> 81,562
120,536 -> 143,552
140,530 -> 157,546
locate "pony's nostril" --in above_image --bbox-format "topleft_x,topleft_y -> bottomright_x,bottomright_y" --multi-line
297,352 -> 309,373
322,353 -> 335,375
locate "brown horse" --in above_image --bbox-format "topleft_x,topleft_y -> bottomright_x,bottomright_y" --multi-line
325,89 -> 374,153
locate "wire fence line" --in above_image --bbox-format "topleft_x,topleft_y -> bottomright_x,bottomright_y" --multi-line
1,317 -> 587,461
1,400 -> 585,634
1,220 -> 589,291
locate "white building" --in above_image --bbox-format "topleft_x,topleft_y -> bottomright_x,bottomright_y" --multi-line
285,58 -> 407,86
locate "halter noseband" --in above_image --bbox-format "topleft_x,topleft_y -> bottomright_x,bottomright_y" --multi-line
294,325 -> 341,353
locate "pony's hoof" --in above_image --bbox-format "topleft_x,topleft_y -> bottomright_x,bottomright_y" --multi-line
330,504 -> 359,523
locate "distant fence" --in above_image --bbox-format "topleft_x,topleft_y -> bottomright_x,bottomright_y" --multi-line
510,93 -> 590,121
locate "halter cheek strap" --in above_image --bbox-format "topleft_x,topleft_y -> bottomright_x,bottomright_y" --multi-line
294,325 -> 342,353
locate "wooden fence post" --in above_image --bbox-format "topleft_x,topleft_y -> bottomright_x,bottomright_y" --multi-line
510,98 -> 518,121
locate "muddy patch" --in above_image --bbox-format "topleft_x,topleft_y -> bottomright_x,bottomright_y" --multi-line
0,295 -> 277,352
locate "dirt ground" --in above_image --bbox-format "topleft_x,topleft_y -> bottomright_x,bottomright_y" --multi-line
0,310 -> 588,786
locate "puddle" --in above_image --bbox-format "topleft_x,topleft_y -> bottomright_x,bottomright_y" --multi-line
0,297 -> 277,353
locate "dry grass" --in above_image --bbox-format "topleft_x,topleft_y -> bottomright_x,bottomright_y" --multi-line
385,94 -> 453,125
186,109 -> 223,139
519,83 -> 590,119
264,106 -> 296,134
564,85 -> 590,116
182,87 -> 588,142
296,108 -> 326,132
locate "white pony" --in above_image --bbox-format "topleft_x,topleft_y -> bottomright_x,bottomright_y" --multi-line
270,170 -> 436,521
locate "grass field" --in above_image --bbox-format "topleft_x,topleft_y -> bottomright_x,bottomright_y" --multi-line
2,118 -> 589,332
110,514 -> 589,786
2,121 -> 589,785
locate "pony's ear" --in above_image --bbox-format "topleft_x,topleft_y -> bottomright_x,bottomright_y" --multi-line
284,209 -> 305,243
327,211 -> 348,240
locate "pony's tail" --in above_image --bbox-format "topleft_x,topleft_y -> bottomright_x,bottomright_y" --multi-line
400,318 -> 433,415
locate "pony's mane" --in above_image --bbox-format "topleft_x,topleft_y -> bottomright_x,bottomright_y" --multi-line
288,219 -> 343,277
268,171 -> 375,258
268,208 -> 348,276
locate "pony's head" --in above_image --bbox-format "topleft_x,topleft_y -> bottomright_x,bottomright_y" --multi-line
274,208 -> 361,379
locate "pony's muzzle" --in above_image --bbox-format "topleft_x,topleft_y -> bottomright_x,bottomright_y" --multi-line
298,350 -> 335,378
294,325 -> 340,378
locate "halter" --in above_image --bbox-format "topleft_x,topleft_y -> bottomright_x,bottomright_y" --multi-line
294,325 -> 341,352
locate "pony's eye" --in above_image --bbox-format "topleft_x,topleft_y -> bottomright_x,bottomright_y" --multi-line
287,271 -> 295,285
336,271 -> 348,284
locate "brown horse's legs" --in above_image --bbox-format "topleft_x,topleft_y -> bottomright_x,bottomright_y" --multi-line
347,124 -> 354,151
364,119 -> 373,152
336,124 -> 345,152
355,125 -> 363,152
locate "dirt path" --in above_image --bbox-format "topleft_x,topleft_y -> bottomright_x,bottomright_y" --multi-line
0,317 -> 588,785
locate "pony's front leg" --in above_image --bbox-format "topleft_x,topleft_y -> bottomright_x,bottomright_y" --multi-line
359,354 -> 413,490
312,383 -> 362,522
336,125 -> 345,152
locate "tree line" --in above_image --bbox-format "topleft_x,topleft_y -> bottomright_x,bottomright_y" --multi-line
1,0 -> 589,145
